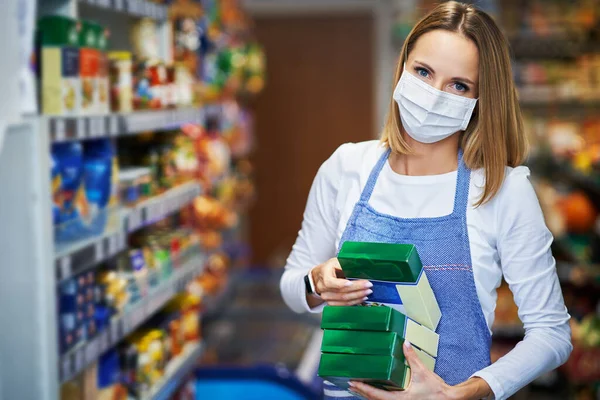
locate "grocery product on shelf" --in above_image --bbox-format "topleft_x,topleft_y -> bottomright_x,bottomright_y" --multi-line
37,16 -> 81,116
108,52 -> 134,113
79,21 -> 99,115
52,141 -> 86,240
96,25 -> 110,115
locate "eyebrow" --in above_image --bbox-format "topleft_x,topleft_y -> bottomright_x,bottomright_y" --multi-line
414,60 -> 476,85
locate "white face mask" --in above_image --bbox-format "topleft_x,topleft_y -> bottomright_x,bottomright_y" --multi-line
393,67 -> 478,144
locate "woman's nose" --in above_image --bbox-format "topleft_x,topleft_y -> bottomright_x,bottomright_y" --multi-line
431,79 -> 445,92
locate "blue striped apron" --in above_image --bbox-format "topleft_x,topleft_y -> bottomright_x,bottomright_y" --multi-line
323,148 -> 491,399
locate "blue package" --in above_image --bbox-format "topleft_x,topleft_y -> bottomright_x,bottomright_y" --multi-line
51,152 -> 61,225
98,349 -> 121,389
52,142 -> 84,224
82,139 -> 114,232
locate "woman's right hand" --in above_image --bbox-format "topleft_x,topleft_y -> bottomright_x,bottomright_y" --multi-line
310,258 -> 373,306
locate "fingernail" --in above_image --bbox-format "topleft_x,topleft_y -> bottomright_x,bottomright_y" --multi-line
404,340 -> 412,349
362,297 -> 369,301
365,289 -> 373,295
348,382 -> 355,387
345,281 -> 353,287
364,282 -> 373,288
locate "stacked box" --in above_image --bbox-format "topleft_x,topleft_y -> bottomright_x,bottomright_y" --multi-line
338,241 -> 441,331
319,242 -> 441,392
321,306 -> 439,358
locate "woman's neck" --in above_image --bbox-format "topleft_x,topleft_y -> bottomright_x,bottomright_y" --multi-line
388,133 -> 460,176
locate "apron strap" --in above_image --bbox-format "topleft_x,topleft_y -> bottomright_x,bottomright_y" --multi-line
452,149 -> 471,219
359,147 -> 391,202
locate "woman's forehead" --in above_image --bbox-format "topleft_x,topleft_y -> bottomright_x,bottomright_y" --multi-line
409,30 -> 479,82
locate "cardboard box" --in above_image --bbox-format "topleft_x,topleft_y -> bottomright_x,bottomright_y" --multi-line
338,241 -> 441,330
321,329 -> 436,371
37,16 -> 81,116
319,353 -> 411,391
321,306 -> 439,358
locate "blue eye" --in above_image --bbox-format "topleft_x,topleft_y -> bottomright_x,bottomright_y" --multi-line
453,82 -> 469,92
415,67 -> 429,78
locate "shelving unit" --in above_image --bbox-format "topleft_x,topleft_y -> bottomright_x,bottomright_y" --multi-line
0,0 -> 215,398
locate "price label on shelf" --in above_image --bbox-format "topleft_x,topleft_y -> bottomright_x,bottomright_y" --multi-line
110,320 -> 120,343
128,0 -> 140,14
54,119 -> 66,142
108,234 -> 119,256
89,117 -> 103,137
95,241 -> 105,263
118,231 -> 127,250
77,118 -> 85,139
59,256 -> 72,280
98,330 -> 110,354
74,349 -> 84,374
128,208 -> 142,232
85,339 -> 99,363
147,290 -> 163,315
61,357 -> 72,381
128,306 -> 146,332
109,116 -> 119,136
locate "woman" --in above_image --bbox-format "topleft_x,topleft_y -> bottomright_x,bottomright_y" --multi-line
281,2 -> 573,400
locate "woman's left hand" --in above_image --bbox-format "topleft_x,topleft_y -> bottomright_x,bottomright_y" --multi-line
349,341 -> 475,400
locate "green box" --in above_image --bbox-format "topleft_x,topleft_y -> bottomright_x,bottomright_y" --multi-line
337,241 -> 441,330
319,353 -> 411,391
321,306 -> 439,357
321,329 -> 436,371
338,242 -> 422,282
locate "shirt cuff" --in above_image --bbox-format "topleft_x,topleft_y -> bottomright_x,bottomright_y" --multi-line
471,370 -> 505,400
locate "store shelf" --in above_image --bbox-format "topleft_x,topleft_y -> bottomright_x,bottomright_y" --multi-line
55,228 -> 127,282
78,0 -> 168,20
124,181 -> 202,233
59,252 -> 206,383
48,108 -> 204,143
142,342 -> 205,400
55,181 -> 202,282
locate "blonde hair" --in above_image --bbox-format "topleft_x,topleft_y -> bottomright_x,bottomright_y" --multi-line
381,1 -> 528,206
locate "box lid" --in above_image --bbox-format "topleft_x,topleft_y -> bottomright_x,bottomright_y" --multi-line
321,330 -> 404,358
37,16 -> 79,47
321,305 -> 406,333
338,242 -> 422,283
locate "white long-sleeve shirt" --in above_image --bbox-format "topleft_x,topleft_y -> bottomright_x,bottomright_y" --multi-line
280,140 -> 572,400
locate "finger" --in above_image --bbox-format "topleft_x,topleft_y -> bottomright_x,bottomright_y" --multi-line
403,341 -> 425,373
321,289 -> 372,302
322,274 -> 354,291
349,382 -> 395,400
324,276 -> 373,293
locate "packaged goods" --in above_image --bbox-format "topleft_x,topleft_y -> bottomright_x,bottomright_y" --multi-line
37,16 -> 80,115
338,241 -> 441,330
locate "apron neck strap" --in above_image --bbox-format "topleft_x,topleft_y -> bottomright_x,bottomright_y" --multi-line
359,147 -> 391,202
